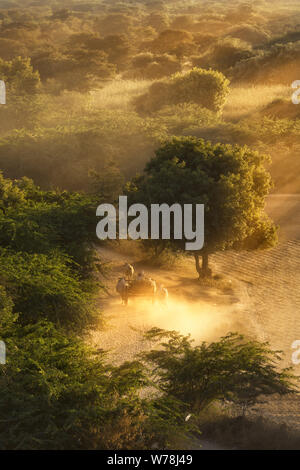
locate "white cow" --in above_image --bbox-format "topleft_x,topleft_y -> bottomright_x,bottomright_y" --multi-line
157,284 -> 168,304
149,278 -> 157,294
116,277 -> 128,305
124,263 -> 134,279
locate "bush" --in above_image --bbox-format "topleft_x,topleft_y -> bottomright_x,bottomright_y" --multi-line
0,56 -> 40,94
228,25 -> 270,46
141,329 -> 298,415
0,174 -> 98,329
134,67 -> 230,114
231,41 -> 300,85
0,111 -> 166,190
149,29 -> 196,56
0,249 -> 96,328
194,37 -> 254,73
126,52 -> 181,79
0,309 -> 148,449
0,290 -> 193,450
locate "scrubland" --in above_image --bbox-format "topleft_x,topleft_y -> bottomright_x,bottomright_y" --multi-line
0,0 -> 300,450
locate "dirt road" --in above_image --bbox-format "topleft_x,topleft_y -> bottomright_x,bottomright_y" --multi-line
90,194 -> 300,431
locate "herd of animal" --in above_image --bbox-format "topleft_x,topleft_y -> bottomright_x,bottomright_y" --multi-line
116,263 -> 168,305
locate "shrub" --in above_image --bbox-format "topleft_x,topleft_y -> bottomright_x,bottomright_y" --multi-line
126,52 -> 181,79
149,29 -> 196,56
141,329 -> 298,415
134,67 -> 230,114
0,311 -> 148,449
231,41 -> 300,85
0,56 -> 40,94
228,25 -> 270,46
194,38 -> 254,73
0,174 -> 98,329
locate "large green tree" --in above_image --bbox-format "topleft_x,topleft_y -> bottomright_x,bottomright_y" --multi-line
125,137 -> 277,277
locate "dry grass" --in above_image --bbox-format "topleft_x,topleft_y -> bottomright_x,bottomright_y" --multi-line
223,85 -> 291,120
37,79 -> 153,127
89,79 -> 152,110
41,80 -> 292,128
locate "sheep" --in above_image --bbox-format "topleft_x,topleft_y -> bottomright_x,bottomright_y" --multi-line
124,263 -> 134,279
116,277 -> 129,305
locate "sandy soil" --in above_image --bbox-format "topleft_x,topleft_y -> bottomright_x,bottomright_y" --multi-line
212,194 -> 300,427
90,194 -> 300,439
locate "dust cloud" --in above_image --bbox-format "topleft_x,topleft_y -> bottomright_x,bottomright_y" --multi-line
90,294 -> 245,364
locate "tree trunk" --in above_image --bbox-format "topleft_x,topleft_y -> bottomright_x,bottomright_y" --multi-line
202,252 -> 211,276
194,253 -> 201,278
194,252 -> 212,278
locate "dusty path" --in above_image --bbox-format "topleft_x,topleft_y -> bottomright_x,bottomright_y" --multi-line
211,194 -> 300,427
213,194 -> 300,366
90,246 -> 253,364
90,194 -> 300,433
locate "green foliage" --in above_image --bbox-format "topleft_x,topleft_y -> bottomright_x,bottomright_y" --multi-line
195,38 -> 254,74
126,52 -> 181,79
0,249 -> 96,328
0,175 -> 95,262
0,0 -> 298,451
32,46 -> 116,92
0,173 -> 98,329
0,309 -> 148,449
0,56 -> 40,94
152,103 -> 221,135
231,41 -> 300,85
149,29 -> 197,57
134,68 -> 230,114
0,288 -> 195,450
141,329 -> 298,415
0,114 -> 163,190
89,159 -> 125,204
125,136 -> 277,276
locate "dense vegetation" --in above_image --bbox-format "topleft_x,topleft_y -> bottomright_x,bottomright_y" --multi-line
0,174 -> 190,449
0,0 -> 299,450
0,0 -> 298,191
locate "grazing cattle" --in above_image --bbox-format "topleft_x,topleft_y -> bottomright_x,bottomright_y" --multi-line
116,277 -> 129,305
124,263 -> 134,279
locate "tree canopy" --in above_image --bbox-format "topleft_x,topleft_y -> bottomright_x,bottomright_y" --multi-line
126,136 -> 277,276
